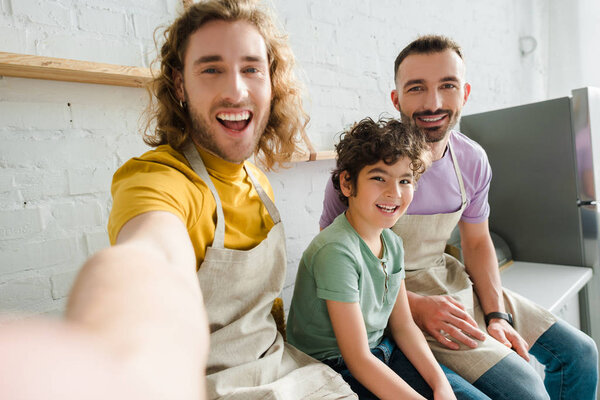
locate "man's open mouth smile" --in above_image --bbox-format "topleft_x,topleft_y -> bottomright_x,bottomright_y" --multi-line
216,110 -> 252,131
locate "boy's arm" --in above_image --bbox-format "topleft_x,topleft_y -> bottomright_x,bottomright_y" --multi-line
66,210 -> 209,399
388,281 -> 456,400
326,299 -> 425,400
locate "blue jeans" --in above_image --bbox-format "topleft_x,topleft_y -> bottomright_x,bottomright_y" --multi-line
473,320 -> 598,400
323,336 -> 490,399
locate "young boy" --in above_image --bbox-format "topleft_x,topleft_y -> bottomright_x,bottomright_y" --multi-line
287,117 -> 458,399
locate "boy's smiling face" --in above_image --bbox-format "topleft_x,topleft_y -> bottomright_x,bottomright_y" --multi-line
341,156 -> 415,240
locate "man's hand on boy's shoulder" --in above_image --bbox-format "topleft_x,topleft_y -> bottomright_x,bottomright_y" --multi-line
408,292 -> 486,350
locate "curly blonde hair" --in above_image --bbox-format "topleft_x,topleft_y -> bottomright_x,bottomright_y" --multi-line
142,0 -> 308,170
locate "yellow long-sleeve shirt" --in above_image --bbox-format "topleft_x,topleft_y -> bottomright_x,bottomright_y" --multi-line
108,144 -> 275,267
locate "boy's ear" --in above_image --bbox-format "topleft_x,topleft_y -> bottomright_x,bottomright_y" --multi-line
340,171 -> 353,198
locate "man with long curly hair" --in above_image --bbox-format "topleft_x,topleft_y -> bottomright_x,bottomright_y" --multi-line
63,0 -> 356,399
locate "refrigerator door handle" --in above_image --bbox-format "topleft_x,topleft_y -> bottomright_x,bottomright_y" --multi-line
577,200 -> 598,206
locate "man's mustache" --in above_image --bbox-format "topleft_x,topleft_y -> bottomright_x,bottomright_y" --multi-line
412,109 -> 452,118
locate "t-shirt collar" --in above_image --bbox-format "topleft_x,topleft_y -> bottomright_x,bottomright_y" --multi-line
195,145 -> 245,179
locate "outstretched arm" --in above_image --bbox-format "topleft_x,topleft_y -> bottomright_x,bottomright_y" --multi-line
389,282 -> 456,400
459,219 -> 529,360
0,211 -> 208,400
66,210 -> 209,398
327,299 -> 425,400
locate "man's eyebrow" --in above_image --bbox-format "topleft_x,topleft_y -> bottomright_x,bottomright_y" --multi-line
193,55 -> 266,65
242,55 -> 267,62
403,79 -> 425,89
403,76 -> 460,89
193,55 -> 223,65
440,76 -> 460,83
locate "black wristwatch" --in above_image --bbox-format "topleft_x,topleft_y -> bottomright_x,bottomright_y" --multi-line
484,311 -> 513,326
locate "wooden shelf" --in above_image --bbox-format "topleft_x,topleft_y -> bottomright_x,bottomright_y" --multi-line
291,150 -> 335,162
0,51 -> 153,88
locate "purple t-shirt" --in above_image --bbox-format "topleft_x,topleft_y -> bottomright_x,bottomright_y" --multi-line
319,130 -> 492,229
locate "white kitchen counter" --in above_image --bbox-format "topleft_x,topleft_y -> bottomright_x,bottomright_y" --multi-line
500,261 -> 593,324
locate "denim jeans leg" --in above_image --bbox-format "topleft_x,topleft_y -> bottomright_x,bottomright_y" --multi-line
529,320 -> 599,400
438,364 -> 490,400
473,352 -> 549,400
386,339 -> 490,400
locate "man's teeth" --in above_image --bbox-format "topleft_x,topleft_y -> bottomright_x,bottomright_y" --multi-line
217,111 -> 250,121
420,115 -> 444,122
377,205 -> 398,213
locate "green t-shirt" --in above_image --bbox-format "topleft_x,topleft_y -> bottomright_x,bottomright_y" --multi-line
287,213 -> 405,361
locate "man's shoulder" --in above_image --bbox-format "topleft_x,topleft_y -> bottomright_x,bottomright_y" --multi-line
450,130 -> 490,172
117,145 -> 193,179
451,130 -> 488,160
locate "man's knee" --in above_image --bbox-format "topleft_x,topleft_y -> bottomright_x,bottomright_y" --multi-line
536,320 -> 598,371
474,353 -> 549,400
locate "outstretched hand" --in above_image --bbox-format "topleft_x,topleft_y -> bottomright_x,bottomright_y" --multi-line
410,294 -> 486,350
486,319 -> 530,361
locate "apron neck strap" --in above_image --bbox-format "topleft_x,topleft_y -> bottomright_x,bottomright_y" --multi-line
447,138 -> 467,206
182,140 -> 226,248
182,140 -> 281,249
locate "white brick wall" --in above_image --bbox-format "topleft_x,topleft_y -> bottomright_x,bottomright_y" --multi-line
1,0 -> 592,317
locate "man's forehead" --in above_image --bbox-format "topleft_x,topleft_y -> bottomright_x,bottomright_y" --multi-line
396,50 -> 465,83
185,19 -> 268,64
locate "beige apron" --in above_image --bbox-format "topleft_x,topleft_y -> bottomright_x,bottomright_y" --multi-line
391,141 -> 556,383
183,142 -> 356,400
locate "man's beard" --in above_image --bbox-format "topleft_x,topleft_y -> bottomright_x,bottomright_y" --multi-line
400,109 -> 461,143
185,99 -> 269,164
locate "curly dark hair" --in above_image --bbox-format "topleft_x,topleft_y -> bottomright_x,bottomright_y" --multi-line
332,117 -> 431,206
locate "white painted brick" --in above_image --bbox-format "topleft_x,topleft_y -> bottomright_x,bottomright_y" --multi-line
77,6 -> 128,36
37,33 -> 143,66
67,167 -> 114,195
0,175 -> 13,192
0,275 -> 52,312
0,237 -> 79,275
85,229 -> 110,254
77,0 -> 167,14
0,101 -> 70,130
0,208 -> 43,240
39,298 -> 68,318
11,0 -> 71,27
70,101 -> 145,131
50,269 -> 79,300
51,201 -> 104,229
0,23 -> 26,54
13,169 -> 68,200
2,136 -> 113,170
132,11 -> 173,41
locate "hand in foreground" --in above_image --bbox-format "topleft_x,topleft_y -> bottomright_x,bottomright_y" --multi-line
486,319 -> 530,361
411,294 -> 486,350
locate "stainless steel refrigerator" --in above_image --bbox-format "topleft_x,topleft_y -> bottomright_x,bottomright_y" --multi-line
460,87 -> 600,348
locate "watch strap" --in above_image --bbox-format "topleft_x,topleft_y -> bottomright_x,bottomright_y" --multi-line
484,311 -> 513,326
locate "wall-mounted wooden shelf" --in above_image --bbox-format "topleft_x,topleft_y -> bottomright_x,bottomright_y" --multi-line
0,51 -> 334,161
0,51 -> 153,88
